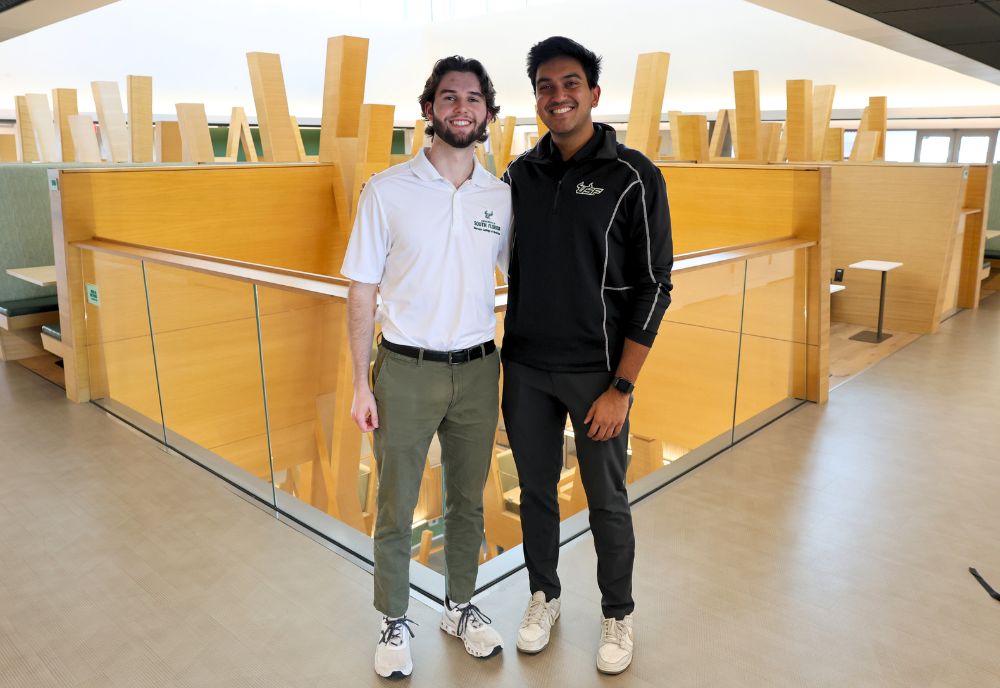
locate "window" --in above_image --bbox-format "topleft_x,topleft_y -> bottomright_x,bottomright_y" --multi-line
884,131 -> 916,162
918,136 -> 951,163
842,130 -> 856,159
957,136 -> 991,163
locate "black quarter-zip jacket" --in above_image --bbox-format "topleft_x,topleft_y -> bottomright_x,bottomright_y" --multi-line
501,123 -> 673,372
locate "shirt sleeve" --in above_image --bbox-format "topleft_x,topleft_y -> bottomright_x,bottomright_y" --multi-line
340,180 -> 389,284
623,158 -> 673,347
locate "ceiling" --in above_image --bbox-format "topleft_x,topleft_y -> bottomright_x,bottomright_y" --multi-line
0,0 -> 119,42
829,1 -> 1000,71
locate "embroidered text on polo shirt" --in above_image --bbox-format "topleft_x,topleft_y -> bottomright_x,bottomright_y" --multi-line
473,210 -> 502,235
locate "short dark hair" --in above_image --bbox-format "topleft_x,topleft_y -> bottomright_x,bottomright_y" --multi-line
418,55 -> 500,140
526,36 -> 602,92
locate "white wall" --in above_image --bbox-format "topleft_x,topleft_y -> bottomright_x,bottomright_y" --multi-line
1,0 -> 999,123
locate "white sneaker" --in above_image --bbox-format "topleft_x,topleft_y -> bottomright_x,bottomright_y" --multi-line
374,616 -> 416,679
516,591 -> 561,654
440,600 -> 503,658
597,613 -> 634,675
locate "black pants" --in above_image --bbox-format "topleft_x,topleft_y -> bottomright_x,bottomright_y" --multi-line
501,358 -> 635,619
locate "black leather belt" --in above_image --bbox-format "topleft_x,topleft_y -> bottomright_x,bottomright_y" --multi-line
382,338 -> 495,364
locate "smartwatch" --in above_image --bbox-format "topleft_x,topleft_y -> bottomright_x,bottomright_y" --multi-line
611,376 -> 634,395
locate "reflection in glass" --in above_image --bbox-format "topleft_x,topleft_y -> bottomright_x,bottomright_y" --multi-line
81,252 -> 164,440
143,263 -> 274,503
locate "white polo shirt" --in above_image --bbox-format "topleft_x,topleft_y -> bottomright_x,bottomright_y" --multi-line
341,148 -> 513,351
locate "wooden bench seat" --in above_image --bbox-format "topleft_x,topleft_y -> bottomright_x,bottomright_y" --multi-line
0,296 -> 59,331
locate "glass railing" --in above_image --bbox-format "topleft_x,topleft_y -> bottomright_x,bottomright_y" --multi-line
77,238 -> 812,602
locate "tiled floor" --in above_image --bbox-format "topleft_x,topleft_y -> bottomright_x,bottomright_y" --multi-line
2,295 -> 999,686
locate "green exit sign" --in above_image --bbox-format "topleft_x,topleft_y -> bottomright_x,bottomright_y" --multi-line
85,283 -> 100,306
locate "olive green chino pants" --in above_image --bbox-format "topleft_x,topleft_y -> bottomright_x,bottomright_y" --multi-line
371,343 -> 499,618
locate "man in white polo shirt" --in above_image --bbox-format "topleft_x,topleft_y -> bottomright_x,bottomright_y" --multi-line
341,56 -> 512,679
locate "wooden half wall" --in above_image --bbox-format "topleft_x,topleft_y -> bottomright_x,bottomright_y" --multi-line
826,163 -> 966,334
657,163 -> 830,402
51,164 -> 347,402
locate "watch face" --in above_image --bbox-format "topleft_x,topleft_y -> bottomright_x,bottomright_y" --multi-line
614,377 -> 633,394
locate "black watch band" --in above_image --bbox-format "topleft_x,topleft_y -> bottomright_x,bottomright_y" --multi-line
611,376 -> 634,395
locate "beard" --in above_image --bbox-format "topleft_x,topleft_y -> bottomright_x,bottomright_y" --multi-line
431,114 -> 488,149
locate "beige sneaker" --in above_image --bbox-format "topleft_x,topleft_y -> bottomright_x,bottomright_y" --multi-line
516,591 -> 561,653
596,613 -> 634,674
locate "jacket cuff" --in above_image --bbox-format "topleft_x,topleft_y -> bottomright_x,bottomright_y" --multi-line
624,327 -> 657,347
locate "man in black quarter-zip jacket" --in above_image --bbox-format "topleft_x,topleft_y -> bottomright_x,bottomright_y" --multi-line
500,36 -> 672,676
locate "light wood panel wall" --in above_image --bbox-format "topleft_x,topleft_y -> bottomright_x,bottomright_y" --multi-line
785,79 -> 812,162
957,164 -> 992,308
53,164 -> 345,403
657,163 -> 829,401
52,88 -> 78,162
91,81 -> 129,162
127,75 -> 154,163
827,163 -> 966,334
733,70 -> 762,162
247,52 -> 302,162
625,52 -> 670,159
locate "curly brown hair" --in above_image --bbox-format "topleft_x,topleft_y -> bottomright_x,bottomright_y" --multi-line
418,55 -> 500,141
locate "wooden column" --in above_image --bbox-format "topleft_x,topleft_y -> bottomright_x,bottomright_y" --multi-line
155,121 -> 183,162
247,52 -> 302,162
25,94 -> 59,162
127,75 -> 154,162
785,79 -> 813,162
625,52 -> 670,159
176,103 -> 215,163
52,88 -> 78,162
812,85 -> 836,163
676,115 -> 709,162
68,115 -> 102,162
14,96 -> 38,162
225,106 -> 258,162
733,70 -> 762,162
319,35 -> 369,162
91,81 -> 129,162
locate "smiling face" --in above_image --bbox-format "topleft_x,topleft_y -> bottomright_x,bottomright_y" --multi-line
423,70 -> 490,149
534,56 -> 601,140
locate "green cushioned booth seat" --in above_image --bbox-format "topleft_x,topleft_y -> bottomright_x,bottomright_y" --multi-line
0,296 -> 59,317
41,322 -> 61,341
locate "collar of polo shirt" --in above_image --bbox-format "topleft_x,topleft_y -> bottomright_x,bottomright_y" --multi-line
409,148 -> 494,188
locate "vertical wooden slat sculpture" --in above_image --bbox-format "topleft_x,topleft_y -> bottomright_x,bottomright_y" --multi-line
849,131 -> 879,162
733,70 -> 763,162
667,111 -> 681,159
25,94 -> 59,162
625,52 -> 670,159
760,122 -> 783,163
225,106 -> 258,162
176,103 -> 215,163
676,114 -> 709,162
91,81 -> 129,162
290,115 -> 308,161
0,134 -> 16,161
319,36 -> 369,161
496,115 -> 516,172
410,118 -> 425,157
127,75 -> 154,163
823,127 -> 844,161
351,104 -> 395,215
708,109 -> 731,160
247,52 -> 302,162
865,96 -> 888,161
68,114 -> 102,163
14,96 -> 39,162
536,114 -> 548,139
812,85 -> 836,162
155,120 -> 183,162
785,79 -> 813,162
52,88 -> 78,162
